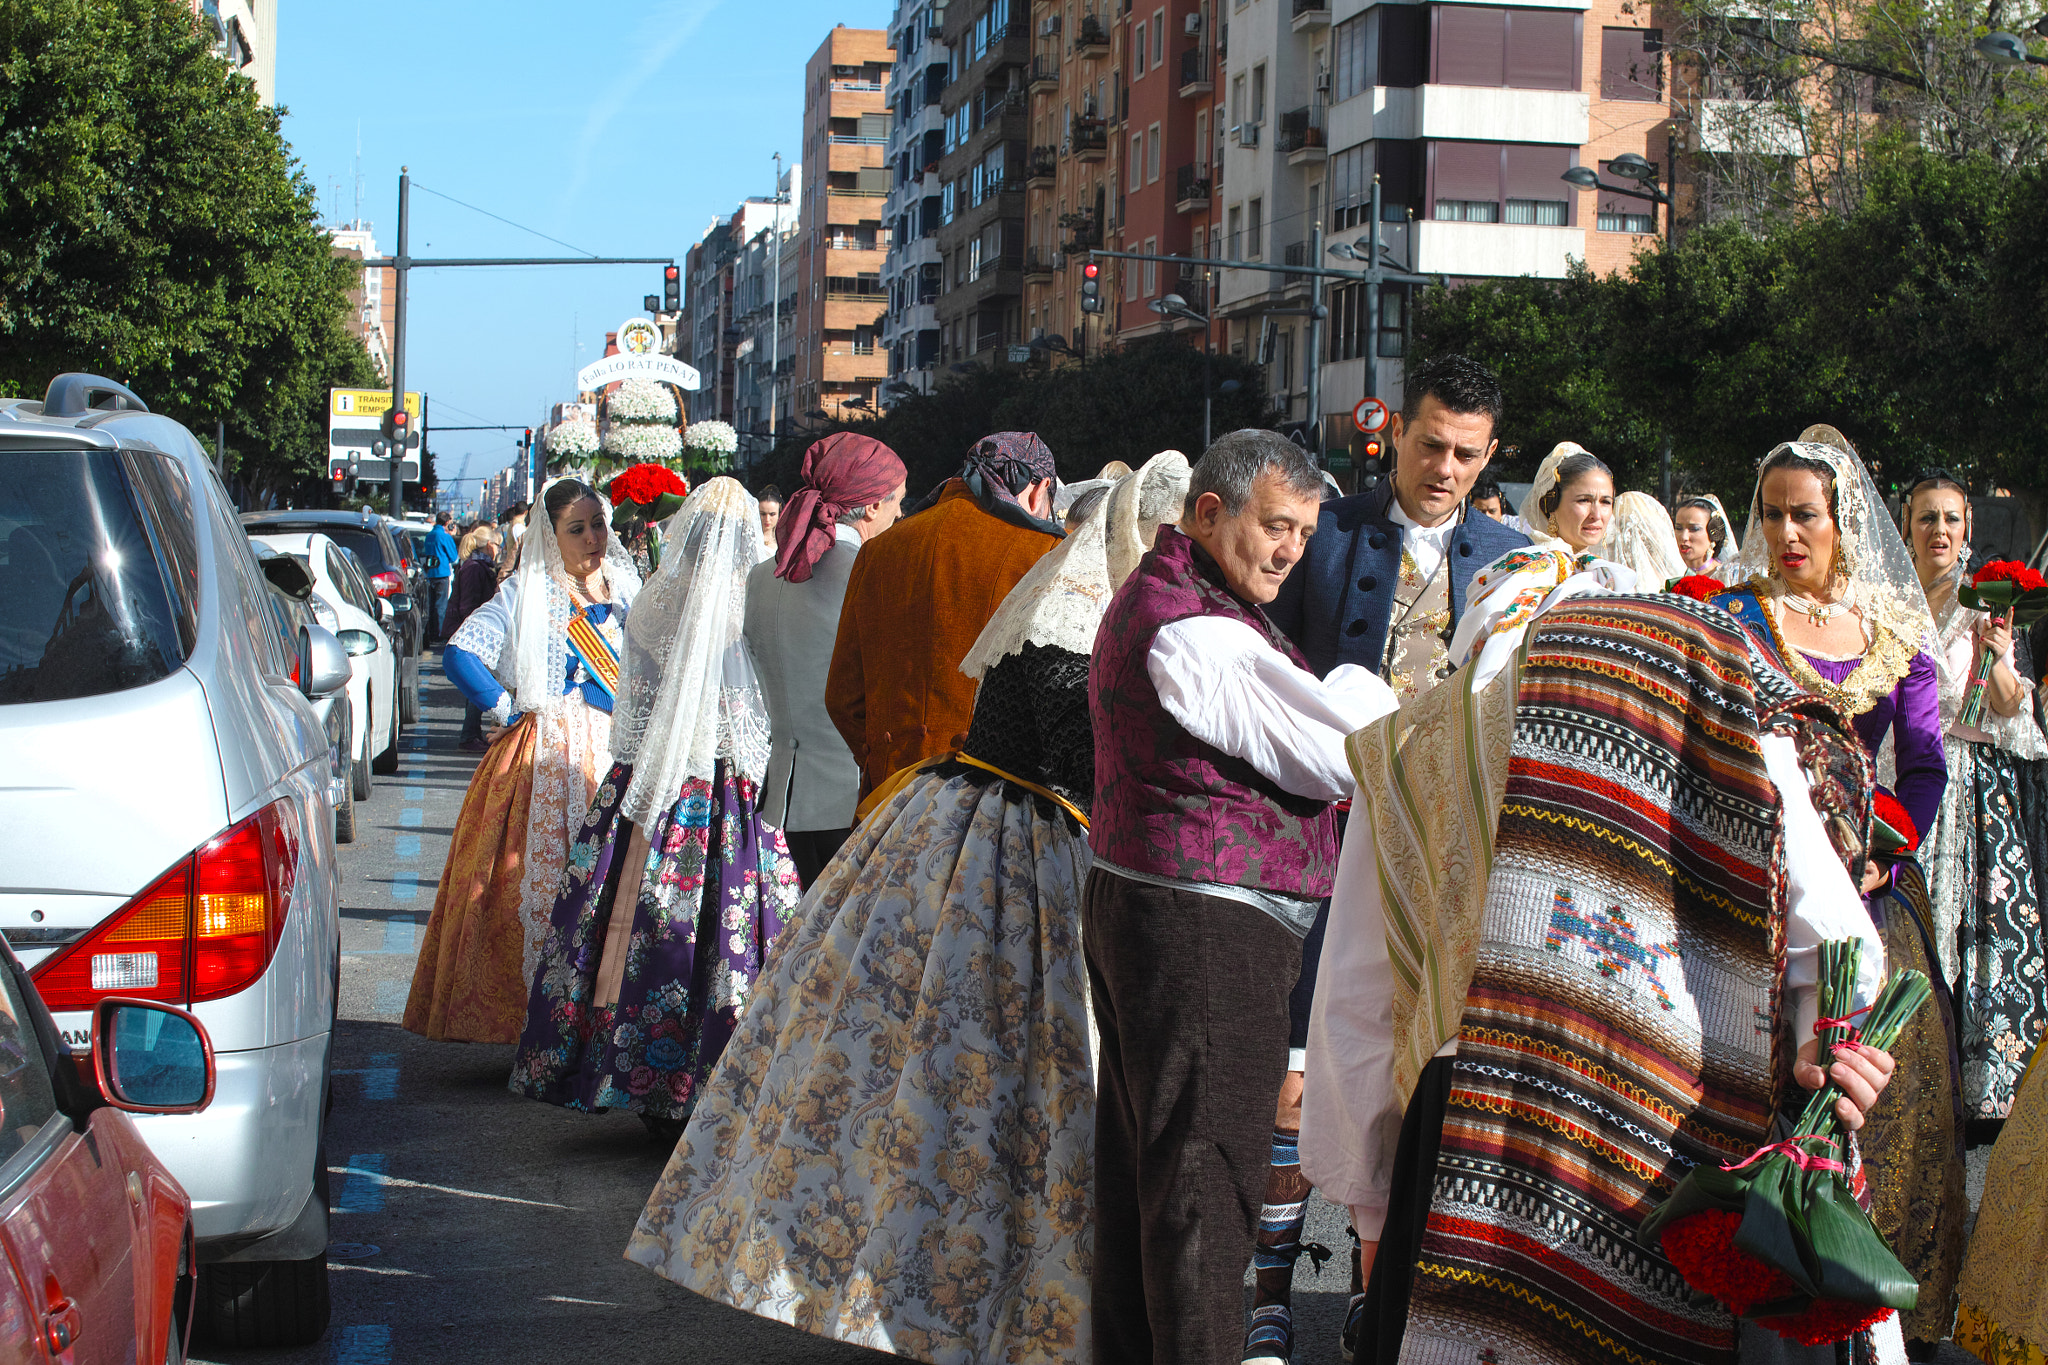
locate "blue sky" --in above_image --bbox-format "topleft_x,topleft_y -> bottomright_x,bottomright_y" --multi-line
278,0 -> 891,500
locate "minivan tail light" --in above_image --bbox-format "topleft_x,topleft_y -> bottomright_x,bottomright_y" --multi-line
369,569 -> 405,597
32,799 -> 300,1014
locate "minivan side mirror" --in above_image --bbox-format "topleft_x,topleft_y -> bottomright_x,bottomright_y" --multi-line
298,624 -> 352,699
377,598 -> 394,623
91,998 -> 215,1114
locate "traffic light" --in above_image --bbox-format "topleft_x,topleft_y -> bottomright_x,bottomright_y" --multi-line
1079,260 -> 1102,314
1358,436 -> 1384,491
663,264 -> 681,311
644,293 -> 661,314
382,406 -> 410,445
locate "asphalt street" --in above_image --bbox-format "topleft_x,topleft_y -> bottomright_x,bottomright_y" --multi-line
190,665 -> 1985,1365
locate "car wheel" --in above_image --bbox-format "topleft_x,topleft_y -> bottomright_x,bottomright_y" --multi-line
333,764 -> 357,844
193,1252 -> 330,1348
399,655 -> 421,724
371,698 -> 401,776
351,695 -> 374,801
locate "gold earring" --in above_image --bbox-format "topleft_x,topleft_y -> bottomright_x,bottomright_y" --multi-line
1833,545 -> 1854,582
1547,515 -> 1559,537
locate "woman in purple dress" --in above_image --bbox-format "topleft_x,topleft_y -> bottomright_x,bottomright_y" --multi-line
510,478 -> 800,1139
1712,427 -> 1962,1358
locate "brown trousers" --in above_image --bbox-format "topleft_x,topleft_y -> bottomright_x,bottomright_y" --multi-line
1083,868 -> 1302,1365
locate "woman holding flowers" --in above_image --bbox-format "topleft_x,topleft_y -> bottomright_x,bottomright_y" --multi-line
1710,429 -> 1962,1356
1903,470 -> 2048,1130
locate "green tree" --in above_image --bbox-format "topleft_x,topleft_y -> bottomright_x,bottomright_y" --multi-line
0,0 -> 376,499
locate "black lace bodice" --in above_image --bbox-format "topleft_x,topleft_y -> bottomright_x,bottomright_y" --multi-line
956,642 -> 1095,815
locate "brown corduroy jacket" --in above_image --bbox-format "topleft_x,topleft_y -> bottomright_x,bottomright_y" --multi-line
826,479 -> 1059,795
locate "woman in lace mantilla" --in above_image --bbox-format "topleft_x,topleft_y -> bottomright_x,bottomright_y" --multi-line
624,452 -> 1191,1365
405,477 -> 640,1044
509,478 -> 798,1129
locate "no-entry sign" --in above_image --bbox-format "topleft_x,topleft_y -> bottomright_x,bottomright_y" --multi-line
1353,397 -> 1390,433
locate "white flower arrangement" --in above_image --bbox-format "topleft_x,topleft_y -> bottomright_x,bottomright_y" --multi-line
684,419 -> 739,459
545,418 -> 600,458
602,421 -> 683,463
608,378 -> 679,423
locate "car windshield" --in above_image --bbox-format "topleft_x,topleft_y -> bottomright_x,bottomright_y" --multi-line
0,450 -> 198,704
257,524 -> 390,577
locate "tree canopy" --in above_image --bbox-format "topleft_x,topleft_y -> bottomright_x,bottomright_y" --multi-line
0,0 -> 377,500
1411,144 -> 2046,522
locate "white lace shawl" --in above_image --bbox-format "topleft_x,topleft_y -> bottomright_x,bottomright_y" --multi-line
960,450 -> 1192,678
1925,561 -> 2048,759
614,478 -> 771,824
1603,491 -> 1687,587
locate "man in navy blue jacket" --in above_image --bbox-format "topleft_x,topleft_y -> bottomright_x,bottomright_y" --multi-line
1241,353 -> 1528,1365
1267,353 -> 1528,680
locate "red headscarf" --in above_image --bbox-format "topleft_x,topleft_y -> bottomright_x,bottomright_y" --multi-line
774,432 -> 908,582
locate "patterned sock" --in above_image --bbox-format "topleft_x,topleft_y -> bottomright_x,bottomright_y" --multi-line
1243,1126 -> 1323,1363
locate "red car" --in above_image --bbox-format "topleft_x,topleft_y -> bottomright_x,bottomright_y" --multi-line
0,940 -> 216,1364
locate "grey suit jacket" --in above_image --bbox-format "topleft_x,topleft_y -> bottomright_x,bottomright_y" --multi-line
745,538 -> 861,832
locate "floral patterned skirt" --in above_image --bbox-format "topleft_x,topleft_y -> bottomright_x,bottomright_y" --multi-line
625,767 -> 1096,1365
1955,1039 -> 2048,1365
404,705 -> 610,1044
510,759 -> 799,1120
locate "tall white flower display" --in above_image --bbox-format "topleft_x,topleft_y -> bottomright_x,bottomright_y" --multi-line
600,379 -> 682,476
683,419 -> 739,474
544,415 -> 601,476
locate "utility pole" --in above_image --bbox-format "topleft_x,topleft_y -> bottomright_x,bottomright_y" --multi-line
1306,222 -> 1324,452
1366,177 -> 1383,407
769,152 -> 784,456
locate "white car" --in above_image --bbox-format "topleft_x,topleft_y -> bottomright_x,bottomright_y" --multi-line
0,372 -> 343,1347
249,531 -> 400,833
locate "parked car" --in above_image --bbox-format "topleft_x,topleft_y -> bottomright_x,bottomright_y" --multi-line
241,509 -> 421,724
0,941 -> 222,1365
0,373 -> 344,1348
253,547 -> 354,844
250,531 -> 400,793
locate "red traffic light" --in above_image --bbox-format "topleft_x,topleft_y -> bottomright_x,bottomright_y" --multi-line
1081,261 -> 1100,280
389,409 -> 408,429
1362,438 -> 1382,460
664,265 -> 680,282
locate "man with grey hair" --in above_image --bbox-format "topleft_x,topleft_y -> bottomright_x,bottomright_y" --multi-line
1085,430 -> 1399,1365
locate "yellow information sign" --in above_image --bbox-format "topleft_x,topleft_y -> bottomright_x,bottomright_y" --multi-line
330,389 -> 423,420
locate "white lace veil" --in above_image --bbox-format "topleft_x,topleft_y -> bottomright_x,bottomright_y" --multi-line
1693,493 -> 1736,561
961,449 -> 1191,677
1604,491 -> 1687,586
1730,435 -> 1939,657
1516,442 -> 1596,551
614,477 -> 771,824
504,476 -> 641,717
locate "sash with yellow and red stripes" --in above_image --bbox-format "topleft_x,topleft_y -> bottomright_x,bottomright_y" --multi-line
563,609 -> 621,701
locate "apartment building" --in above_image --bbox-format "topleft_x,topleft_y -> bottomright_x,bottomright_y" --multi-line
682,186 -> 801,432
1217,0 -> 1673,431
327,223 -> 393,381
187,0 -> 277,102
881,0 -> 950,397
794,28 -> 895,420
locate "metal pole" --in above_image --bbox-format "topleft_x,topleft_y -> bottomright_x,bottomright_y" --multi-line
1366,177 -> 1383,408
1306,222 -> 1323,455
769,153 -> 782,455
389,168 -> 410,518
1203,332 -> 1213,452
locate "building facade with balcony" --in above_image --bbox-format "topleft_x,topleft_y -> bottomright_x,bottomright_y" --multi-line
795,28 -> 896,420
1214,0 -> 1672,440
188,0 -> 276,102
326,223 -> 393,381
927,0 -> 1031,367
880,0 -> 953,402
683,186 -> 802,435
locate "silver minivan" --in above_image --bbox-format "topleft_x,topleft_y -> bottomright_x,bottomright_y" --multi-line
0,375 -> 346,1347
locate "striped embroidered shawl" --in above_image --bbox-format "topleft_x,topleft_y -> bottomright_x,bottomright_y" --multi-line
1398,594 -> 1859,1365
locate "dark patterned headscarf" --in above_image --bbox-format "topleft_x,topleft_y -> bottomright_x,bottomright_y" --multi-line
915,431 -> 1062,536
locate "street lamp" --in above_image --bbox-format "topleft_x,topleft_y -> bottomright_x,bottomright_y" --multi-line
1150,292 -> 1216,450
1973,30 -> 2048,64
1562,156 -> 1674,246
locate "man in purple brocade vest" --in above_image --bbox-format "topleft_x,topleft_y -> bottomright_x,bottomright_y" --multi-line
1085,431 -> 1398,1365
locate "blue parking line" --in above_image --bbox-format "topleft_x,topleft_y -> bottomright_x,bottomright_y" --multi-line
405,767 -> 425,781
334,1324 -> 392,1364
390,873 -> 419,903
338,1154 -> 387,1213
404,786 -> 425,800
381,916 -> 416,953
373,981 -> 407,1015
393,834 -> 421,860
401,807 -> 423,827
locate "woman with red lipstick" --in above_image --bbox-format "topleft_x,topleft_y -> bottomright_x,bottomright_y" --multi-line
1711,429 -> 1962,1359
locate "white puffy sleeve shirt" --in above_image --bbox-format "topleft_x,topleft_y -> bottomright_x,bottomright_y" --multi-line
1146,616 -> 1399,800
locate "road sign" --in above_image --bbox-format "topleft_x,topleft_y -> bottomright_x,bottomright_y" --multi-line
1326,454 -> 1355,471
329,388 -> 423,483
1353,397 -> 1390,434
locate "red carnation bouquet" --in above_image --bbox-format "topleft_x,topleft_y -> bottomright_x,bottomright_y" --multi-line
1639,940 -> 1932,1345
1956,561 -> 2048,728
1668,574 -> 1729,603
604,465 -> 690,571
1870,790 -> 1918,858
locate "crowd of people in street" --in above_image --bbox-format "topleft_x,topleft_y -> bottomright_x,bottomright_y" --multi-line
395,352 -> 2048,1365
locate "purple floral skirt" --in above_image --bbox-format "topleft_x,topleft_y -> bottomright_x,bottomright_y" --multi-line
510,760 -> 800,1119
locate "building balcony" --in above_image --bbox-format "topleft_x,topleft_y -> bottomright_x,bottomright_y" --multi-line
1071,118 -> 1108,161
1028,55 -> 1061,93
1278,106 -> 1328,163
1290,0 -> 1330,31
1026,145 -> 1059,186
1691,98 -> 1807,156
1023,247 -> 1057,281
1411,220 -> 1581,279
1179,47 -> 1214,97
1174,163 -> 1212,212
1073,15 -> 1110,56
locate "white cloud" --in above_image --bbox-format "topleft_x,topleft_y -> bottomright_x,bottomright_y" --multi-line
560,1 -> 721,208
